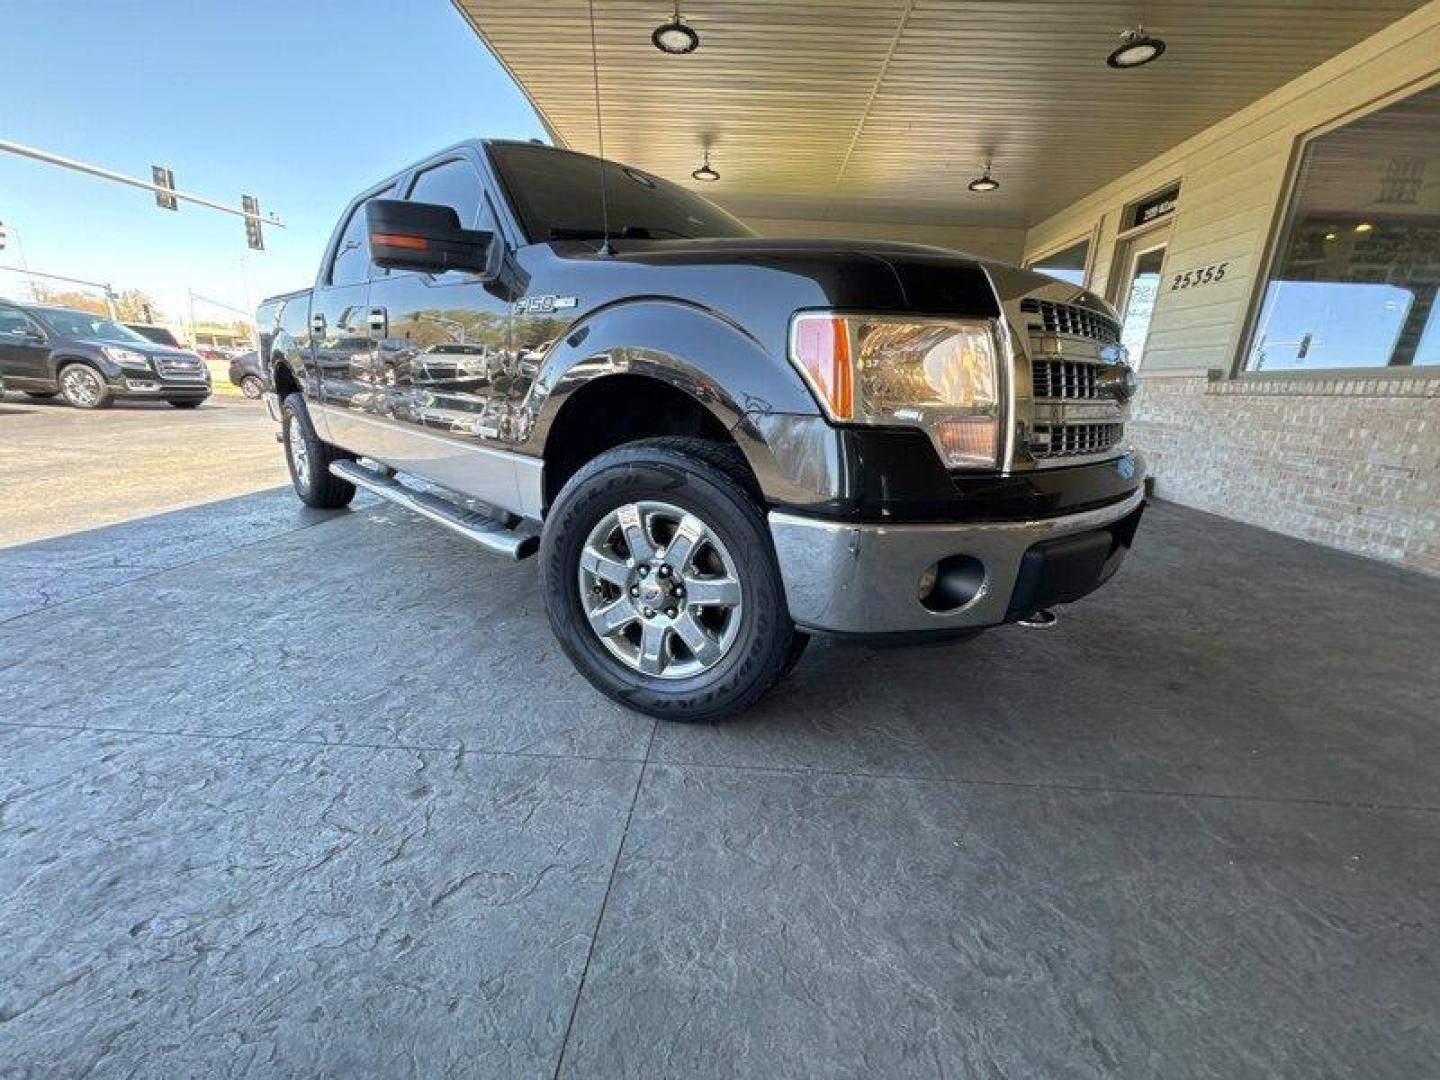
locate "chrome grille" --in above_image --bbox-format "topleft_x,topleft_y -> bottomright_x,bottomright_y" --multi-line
1030,422 -> 1123,460
156,357 -> 206,382
1032,360 -> 1102,401
1020,298 -> 1120,344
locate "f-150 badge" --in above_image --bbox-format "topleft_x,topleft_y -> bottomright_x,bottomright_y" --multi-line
514,295 -> 577,315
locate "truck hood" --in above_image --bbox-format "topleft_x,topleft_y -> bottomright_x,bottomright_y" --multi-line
550,235 -> 1116,320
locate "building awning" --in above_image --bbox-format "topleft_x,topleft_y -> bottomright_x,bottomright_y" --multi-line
456,0 -> 1426,229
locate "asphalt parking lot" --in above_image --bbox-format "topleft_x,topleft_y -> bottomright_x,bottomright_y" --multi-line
3,402 -> 1439,1077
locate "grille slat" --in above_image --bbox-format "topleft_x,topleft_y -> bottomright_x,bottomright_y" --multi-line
1019,298 -> 1120,344
1029,422 -> 1123,460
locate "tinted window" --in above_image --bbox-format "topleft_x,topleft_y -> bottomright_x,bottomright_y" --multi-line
1029,239 -> 1089,287
328,186 -> 394,287
407,158 -> 490,229
0,306 -> 38,336
488,143 -> 755,243
1245,82 -> 1440,371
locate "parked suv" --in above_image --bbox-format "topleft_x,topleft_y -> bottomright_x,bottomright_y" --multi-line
258,140 -> 1144,720
0,300 -> 211,408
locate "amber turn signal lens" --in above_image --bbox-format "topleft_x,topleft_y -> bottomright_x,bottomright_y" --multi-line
372,233 -> 428,250
792,315 -> 853,420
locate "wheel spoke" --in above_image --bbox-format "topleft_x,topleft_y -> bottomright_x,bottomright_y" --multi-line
579,545 -> 631,587
684,575 -> 741,609
672,611 -> 722,667
587,598 -> 638,638
638,621 -> 670,675
615,503 -> 655,562
662,513 -> 708,572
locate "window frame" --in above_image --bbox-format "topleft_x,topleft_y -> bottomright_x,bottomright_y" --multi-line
1234,73 -> 1440,381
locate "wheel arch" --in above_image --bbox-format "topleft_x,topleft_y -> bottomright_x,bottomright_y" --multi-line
530,299 -> 817,511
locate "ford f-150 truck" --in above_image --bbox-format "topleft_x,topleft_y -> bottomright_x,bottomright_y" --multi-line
257,139 -> 1144,721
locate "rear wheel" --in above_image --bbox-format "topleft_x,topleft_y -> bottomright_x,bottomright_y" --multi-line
541,438 -> 802,722
58,363 -> 111,410
239,375 -> 264,399
282,392 -> 355,509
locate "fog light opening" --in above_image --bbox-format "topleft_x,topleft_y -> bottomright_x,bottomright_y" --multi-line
919,555 -> 986,613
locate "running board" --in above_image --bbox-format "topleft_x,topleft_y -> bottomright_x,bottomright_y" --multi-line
329,460 -> 539,561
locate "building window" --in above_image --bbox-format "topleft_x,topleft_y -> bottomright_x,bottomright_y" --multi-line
1245,82 -> 1440,372
1028,238 -> 1089,286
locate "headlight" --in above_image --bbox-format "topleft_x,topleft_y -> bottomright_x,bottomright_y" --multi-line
789,312 -> 1003,468
103,347 -> 151,369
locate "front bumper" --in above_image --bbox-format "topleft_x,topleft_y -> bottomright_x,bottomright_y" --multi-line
769,487 -> 1145,637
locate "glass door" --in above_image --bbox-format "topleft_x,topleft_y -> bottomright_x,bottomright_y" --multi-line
1111,229 -> 1169,369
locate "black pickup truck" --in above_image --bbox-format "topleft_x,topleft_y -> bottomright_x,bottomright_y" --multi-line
256,139 -> 1144,720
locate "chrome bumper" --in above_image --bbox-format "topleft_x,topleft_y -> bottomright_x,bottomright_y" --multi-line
768,487 -> 1145,636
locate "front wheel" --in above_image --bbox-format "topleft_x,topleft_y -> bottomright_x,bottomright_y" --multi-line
58,364 -> 111,410
282,392 -> 355,509
541,438 -> 802,722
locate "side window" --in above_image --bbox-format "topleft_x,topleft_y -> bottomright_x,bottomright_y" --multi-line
328,202 -> 372,288
0,306 -> 35,337
406,158 -> 496,232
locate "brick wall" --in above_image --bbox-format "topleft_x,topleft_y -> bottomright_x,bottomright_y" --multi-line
1130,374 -> 1440,576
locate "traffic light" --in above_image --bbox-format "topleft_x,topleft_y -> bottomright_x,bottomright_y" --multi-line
152,165 -> 177,210
0,220 -> 7,250
242,194 -> 264,251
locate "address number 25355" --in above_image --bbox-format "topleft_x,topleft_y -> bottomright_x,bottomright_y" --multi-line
1169,261 -> 1230,291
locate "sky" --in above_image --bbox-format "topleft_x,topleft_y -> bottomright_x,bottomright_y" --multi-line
1,0 -> 547,327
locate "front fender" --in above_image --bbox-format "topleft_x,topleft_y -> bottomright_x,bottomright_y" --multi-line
527,298 -> 820,473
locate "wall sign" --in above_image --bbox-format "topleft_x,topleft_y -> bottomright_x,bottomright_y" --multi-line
1130,185 -> 1180,229
1168,260 -> 1233,291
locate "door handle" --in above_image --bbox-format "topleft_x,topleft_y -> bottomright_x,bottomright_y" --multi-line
310,312 -> 326,338
368,307 -> 388,339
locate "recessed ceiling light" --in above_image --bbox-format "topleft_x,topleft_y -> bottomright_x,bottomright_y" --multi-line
1354,222 -> 1373,233
1107,26 -> 1166,68
1324,231 -> 1338,241
652,3 -> 699,54
968,163 -> 999,193
692,149 -> 719,182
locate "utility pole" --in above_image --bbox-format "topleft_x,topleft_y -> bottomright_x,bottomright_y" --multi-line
0,265 -> 117,316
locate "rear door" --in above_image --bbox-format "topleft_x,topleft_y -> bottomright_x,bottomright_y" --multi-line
0,304 -> 52,386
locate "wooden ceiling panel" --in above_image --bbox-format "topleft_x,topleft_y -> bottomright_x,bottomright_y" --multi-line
459,0 -> 1428,226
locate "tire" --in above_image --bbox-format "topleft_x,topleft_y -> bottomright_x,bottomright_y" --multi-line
57,363 -> 111,410
24,391 -> 58,400
168,400 -> 203,409
240,375 -> 264,399
541,437 -> 801,722
281,392 -> 355,509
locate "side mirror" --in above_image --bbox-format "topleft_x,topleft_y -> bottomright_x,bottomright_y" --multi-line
365,199 -> 501,280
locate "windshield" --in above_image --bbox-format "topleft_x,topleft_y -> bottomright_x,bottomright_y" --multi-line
488,142 -> 756,243
35,309 -> 152,344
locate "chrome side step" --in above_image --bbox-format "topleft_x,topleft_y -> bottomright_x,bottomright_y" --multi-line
329,460 -> 539,561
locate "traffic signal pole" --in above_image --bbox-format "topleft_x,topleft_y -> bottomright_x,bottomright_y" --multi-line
0,138 -> 284,234
0,265 -> 118,317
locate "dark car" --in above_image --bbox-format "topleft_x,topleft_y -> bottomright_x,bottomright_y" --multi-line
258,139 -> 1144,721
0,300 -> 211,409
227,350 -> 265,398
125,323 -> 184,349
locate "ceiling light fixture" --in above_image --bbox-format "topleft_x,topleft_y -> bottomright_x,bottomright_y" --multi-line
1107,25 -> 1166,68
652,2 -> 700,54
1354,222 -> 1373,233
968,162 -> 999,193
692,148 -> 719,182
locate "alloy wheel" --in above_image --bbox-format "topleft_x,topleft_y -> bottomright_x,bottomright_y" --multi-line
61,366 -> 102,408
578,500 -> 743,679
